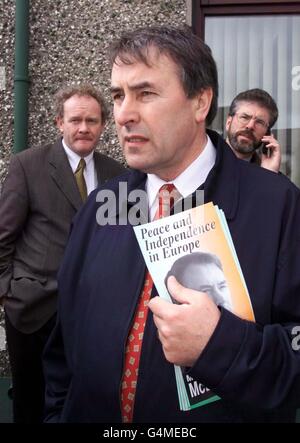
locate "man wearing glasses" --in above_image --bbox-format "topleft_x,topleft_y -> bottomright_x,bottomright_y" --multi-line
225,88 -> 281,173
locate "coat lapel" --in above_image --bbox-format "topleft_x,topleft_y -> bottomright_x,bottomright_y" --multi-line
48,139 -> 82,211
204,130 -> 240,221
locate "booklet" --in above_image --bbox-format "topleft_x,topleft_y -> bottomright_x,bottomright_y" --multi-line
133,202 -> 255,411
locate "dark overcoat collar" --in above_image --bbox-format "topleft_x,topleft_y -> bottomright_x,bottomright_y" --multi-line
116,130 -> 240,221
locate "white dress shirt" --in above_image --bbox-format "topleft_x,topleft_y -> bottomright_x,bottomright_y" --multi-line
62,139 -> 97,196
146,135 -> 216,220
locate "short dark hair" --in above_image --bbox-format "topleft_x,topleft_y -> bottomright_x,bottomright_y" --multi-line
228,88 -> 278,128
165,252 -> 223,289
54,83 -> 109,124
109,26 -> 219,126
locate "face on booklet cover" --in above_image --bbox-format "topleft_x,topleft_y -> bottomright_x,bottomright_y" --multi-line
43,25 -> 300,423
165,252 -> 233,312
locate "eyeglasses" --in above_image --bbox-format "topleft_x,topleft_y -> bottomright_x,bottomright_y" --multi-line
235,112 -> 269,130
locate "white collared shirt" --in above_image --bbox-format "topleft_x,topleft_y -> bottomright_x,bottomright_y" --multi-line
146,135 -> 216,220
62,139 -> 97,196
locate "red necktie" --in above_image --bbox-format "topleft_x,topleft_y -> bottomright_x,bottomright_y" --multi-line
121,184 -> 181,423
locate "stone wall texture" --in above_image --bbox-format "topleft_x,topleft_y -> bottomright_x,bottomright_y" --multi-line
0,0 -> 187,375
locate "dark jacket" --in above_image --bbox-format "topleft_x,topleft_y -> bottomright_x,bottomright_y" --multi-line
0,139 -> 125,332
43,131 -> 300,422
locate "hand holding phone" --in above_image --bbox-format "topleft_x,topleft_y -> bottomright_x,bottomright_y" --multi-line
260,131 -> 281,173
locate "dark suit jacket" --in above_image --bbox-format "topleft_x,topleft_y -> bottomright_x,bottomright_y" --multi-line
0,138 -> 125,333
44,131 -> 300,422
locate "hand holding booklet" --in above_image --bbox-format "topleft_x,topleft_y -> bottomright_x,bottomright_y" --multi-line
133,202 -> 255,411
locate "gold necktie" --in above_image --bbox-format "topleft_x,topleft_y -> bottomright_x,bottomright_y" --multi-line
75,158 -> 87,202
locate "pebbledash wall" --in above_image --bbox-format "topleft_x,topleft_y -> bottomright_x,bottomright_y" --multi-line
0,0 -> 188,375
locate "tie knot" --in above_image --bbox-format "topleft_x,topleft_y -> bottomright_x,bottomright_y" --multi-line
75,158 -> 86,173
159,183 -> 176,194
157,183 -> 181,219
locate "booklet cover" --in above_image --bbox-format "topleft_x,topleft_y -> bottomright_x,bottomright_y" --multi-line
133,202 -> 255,411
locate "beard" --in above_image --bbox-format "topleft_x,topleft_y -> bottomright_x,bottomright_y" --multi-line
227,128 -> 262,156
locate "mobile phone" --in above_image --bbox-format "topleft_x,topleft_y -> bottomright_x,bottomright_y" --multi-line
261,128 -> 271,157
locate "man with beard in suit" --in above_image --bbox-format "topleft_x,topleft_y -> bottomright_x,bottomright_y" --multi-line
225,88 -> 281,172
